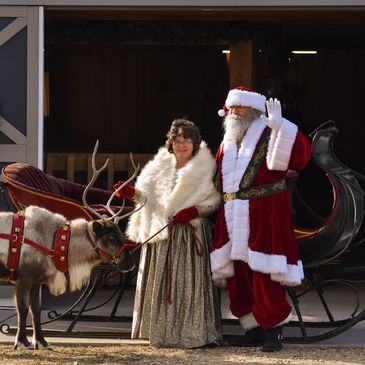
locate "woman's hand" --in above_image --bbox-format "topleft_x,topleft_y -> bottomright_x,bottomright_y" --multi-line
172,206 -> 199,224
113,180 -> 135,199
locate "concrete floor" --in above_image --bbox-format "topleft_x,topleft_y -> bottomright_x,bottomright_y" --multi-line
1,281 -> 365,347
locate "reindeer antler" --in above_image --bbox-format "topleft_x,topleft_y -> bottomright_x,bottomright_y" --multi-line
115,196 -> 147,225
129,152 -> 138,171
104,153 -> 144,222
83,146 -> 146,223
82,140 -> 109,219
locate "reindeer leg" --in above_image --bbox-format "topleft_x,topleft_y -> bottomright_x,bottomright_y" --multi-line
30,284 -> 50,350
14,280 -> 32,350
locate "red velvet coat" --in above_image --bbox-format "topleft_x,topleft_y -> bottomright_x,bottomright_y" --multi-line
211,118 -> 312,286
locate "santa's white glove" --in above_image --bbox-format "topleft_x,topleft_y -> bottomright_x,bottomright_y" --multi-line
261,98 -> 283,131
213,277 -> 227,288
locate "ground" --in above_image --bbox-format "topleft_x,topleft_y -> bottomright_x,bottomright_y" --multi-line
1,344 -> 365,365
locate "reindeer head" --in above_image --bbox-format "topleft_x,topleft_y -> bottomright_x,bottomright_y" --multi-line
82,141 -> 146,273
88,219 -> 133,272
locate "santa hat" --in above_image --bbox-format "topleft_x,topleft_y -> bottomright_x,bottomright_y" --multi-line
218,86 -> 266,116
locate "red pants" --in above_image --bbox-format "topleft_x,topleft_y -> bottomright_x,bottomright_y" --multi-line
227,260 -> 292,330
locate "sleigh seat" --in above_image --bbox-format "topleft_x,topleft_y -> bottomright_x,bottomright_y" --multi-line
1,162 -> 133,222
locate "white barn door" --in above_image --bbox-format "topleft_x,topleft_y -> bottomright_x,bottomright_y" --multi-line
0,6 -> 44,168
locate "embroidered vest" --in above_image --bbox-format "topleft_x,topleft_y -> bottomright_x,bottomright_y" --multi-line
215,129 -> 287,203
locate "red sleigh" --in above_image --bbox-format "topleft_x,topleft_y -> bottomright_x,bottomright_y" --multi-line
1,162 -> 132,222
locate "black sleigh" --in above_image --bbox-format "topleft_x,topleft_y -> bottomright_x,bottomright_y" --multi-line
284,121 -> 365,343
1,121 -> 365,343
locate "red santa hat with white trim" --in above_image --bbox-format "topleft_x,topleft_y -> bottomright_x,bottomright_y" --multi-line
218,86 -> 267,117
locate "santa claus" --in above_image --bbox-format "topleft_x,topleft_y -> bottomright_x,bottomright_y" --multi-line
211,86 -> 312,352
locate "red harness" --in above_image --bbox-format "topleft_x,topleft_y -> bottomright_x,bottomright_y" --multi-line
6,212 -> 25,282
0,212 -> 72,282
0,212 -> 128,282
87,227 -> 129,266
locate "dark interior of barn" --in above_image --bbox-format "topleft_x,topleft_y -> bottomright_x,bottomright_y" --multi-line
42,7 -> 365,232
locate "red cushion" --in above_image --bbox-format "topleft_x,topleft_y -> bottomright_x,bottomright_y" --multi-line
2,163 -> 132,222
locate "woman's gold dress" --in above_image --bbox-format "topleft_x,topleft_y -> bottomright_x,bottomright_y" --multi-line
131,219 -> 222,348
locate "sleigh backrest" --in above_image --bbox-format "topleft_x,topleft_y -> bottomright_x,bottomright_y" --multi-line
1,163 -> 130,221
292,123 -> 364,267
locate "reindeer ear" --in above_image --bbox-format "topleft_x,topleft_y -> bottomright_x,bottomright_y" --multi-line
92,221 -> 104,235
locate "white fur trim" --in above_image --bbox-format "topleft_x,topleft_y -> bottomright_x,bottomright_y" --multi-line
127,141 -> 220,243
219,119 -> 266,275
213,277 -> 227,288
211,244 -> 303,286
225,89 -> 266,113
211,120 -> 266,281
240,312 -> 292,330
239,312 -> 292,331
218,109 -> 226,117
230,200 -> 250,261
212,263 -> 234,281
249,249 -> 304,286
239,313 -> 259,331
210,240 -> 234,280
266,118 -> 298,171
270,260 -> 304,286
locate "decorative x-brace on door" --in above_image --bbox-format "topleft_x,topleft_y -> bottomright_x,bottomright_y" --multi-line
0,6 -> 43,168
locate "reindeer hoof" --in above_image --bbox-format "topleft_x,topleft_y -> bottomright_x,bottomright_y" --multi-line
14,342 -> 33,350
33,340 -> 51,350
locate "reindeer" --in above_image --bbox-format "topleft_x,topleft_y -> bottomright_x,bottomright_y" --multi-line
0,142 -> 144,350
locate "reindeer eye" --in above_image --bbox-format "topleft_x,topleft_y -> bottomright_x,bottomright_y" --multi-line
107,236 -> 121,246
108,237 -> 117,244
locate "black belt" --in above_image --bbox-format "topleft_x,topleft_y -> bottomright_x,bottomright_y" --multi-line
223,178 -> 287,203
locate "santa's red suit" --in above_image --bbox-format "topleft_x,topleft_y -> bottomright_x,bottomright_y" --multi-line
211,116 -> 312,330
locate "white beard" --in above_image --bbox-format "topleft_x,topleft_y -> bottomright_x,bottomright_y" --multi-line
223,115 -> 252,143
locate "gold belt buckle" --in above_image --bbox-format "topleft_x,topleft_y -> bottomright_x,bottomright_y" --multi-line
223,192 -> 236,203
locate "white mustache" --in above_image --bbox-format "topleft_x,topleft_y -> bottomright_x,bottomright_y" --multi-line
227,114 -> 243,121
224,116 -> 252,141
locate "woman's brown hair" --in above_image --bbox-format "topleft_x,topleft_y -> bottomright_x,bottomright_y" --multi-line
166,118 -> 202,156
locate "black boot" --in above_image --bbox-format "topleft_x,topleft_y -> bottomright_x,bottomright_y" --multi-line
262,326 -> 283,352
228,327 -> 267,347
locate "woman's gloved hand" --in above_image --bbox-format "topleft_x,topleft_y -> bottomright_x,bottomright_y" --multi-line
172,206 -> 199,225
113,180 -> 135,200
